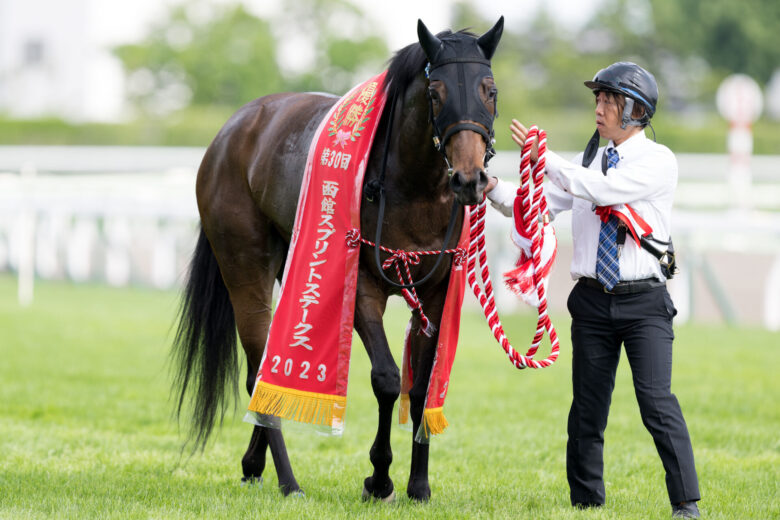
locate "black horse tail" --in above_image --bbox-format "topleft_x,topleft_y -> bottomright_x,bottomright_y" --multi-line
171,227 -> 238,451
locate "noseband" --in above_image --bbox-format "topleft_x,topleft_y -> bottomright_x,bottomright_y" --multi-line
425,57 -> 498,168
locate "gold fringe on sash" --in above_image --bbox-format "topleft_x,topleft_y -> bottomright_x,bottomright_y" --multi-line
398,393 -> 410,425
248,381 -> 346,427
421,407 -> 449,436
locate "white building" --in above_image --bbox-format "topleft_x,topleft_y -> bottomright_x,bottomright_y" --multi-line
0,0 -> 125,121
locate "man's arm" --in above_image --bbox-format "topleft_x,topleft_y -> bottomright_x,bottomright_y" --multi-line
508,118 -> 676,207
485,177 -> 572,220
544,147 -> 677,207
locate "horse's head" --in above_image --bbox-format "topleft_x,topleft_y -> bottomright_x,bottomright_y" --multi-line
418,17 -> 504,206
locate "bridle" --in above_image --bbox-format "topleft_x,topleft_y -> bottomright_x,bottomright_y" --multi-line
366,55 -> 498,290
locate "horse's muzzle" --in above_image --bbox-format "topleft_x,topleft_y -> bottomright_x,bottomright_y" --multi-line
450,168 -> 489,206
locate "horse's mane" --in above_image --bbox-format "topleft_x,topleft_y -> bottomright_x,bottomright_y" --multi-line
385,29 -> 476,102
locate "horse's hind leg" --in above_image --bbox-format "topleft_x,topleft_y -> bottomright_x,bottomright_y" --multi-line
241,428 -> 265,485
353,276 -> 399,501
241,423 -> 299,496
205,213 -> 300,496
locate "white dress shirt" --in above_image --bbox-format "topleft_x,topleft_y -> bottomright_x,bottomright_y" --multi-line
488,130 -> 677,282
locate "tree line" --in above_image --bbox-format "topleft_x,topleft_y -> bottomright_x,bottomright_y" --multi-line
107,0 -> 780,152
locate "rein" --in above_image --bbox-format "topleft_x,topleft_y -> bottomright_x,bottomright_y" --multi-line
373,192 -> 462,291
467,126 -> 559,369
350,84 -> 467,337
362,52 -> 499,290
354,90 -> 560,365
353,73 -> 559,366
363,92 -> 464,292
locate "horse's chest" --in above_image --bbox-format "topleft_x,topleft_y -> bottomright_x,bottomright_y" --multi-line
357,201 -> 458,292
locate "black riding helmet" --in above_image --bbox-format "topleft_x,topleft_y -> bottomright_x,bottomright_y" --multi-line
582,61 -> 658,167
585,61 -> 658,128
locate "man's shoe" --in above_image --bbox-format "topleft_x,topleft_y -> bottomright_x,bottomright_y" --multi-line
672,501 -> 700,518
574,503 -> 603,509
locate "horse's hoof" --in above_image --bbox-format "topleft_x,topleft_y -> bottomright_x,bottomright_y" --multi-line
362,484 -> 395,503
240,476 -> 263,487
408,493 -> 430,503
280,483 -> 304,497
406,481 -> 431,502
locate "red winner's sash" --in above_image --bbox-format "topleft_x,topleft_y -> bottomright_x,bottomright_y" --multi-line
247,72 -> 388,434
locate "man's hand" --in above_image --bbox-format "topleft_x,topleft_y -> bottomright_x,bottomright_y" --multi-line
510,118 -> 538,164
486,175 -> 498,194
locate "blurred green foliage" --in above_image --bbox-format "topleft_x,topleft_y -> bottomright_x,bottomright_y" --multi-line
1,0 -> 779,153
113,0 -> 388,114
113,3 -> 284,112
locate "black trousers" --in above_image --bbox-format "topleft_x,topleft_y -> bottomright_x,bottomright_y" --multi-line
566,280 -> 700,506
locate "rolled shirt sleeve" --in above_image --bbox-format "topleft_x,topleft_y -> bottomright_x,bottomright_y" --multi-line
487,177 -> 573,221
486,178 -> 516,217
544,147 -> 677,207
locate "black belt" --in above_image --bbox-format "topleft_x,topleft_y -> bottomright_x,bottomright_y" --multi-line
579,277 -> 665,295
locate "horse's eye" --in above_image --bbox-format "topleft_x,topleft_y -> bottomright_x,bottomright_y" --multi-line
428,88 -> 440,103
488,88 -> 498,100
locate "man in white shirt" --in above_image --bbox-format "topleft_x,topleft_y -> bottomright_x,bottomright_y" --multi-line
486,62 -> 700,518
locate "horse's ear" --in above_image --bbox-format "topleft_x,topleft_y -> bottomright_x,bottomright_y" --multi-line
477,16 -> 504,60
417,19 -> 442,62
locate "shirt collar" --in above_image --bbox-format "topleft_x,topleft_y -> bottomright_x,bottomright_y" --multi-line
608,130 -> 647,161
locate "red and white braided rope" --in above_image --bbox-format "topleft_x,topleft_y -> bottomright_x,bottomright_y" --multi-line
467,125 -> 559,369
346,230 -> 466,336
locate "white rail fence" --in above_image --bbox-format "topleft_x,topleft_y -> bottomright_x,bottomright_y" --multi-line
0,147 -> 201,301
1,146 -> 779,329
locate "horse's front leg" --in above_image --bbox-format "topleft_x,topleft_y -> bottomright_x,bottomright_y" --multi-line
406,282 -> 449,502
354,275 -> 398,501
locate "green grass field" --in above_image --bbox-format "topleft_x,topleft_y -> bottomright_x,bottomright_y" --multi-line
0,274 -> 778,519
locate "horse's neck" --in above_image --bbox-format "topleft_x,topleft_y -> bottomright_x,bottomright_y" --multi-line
385,84 -> 450,199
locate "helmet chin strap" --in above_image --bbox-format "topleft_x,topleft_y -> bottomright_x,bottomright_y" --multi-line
582,129 -> 601,168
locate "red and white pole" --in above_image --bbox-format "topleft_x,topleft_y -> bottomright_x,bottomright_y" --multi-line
716,74 -> 763,211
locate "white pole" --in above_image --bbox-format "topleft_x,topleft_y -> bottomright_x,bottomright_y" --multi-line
726,125 -> 753,211
764,254 -> 780,331
18,162 -> 37,307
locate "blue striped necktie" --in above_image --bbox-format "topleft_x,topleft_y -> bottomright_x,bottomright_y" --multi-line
596,148 -> 620,290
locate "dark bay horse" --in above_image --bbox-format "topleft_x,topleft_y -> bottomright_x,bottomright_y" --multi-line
172,17 -> 504,502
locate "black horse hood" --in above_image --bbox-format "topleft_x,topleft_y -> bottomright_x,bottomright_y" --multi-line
416,17 -> 504,153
